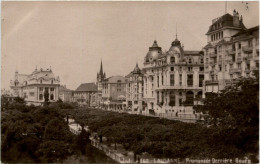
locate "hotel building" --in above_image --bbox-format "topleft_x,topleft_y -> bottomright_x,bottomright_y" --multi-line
125,63 -> 144,113
203,10 -> 259,95
142,39 -> 204,117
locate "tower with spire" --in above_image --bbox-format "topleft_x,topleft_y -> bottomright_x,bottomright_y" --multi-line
96,60 -> 106,106
97,60 -> 106,84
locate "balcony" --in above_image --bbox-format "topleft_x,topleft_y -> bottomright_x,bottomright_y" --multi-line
226,48 -> 236,55
209,52 -> 217,58
217,60 -> 222,65
245,68 -> 251,74
209,70 -> 215,75
251,67 -> 259,71
209,61 -> 216,66
254,55 -> 259,61
205,80 -> 219,85
236,57 -> 242,63
227,59 -> 233,64
229,68 -> 242,74
242,46 -> 253,53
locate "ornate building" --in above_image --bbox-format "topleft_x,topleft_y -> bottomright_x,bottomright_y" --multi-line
10,68 -> 60,105
203,10 -> 259,95
142,39 -> 204,117
102,76 -> 126,111
125,63 -> 144,113
97,60 -> 106,107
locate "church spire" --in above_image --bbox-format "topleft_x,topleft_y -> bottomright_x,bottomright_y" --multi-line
176,23 -> 178,39
99,60 -> 103,75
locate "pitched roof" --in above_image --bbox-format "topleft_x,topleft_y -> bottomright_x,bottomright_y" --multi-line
59,85 -> 73,92
75,83 -> 98,92
232,25 -> 259,37
206,13 -> 246,34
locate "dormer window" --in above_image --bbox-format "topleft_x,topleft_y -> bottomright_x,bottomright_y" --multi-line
51,80 -> 53,84
170,57 -> 175,63
40,80 -> 42,84
150,58 -> 153,61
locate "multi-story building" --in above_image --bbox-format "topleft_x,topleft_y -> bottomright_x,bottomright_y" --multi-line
73,83 -> 98,107
204,10 -> 259,95
102,76 -> 126,111
10,68 -> 60,105
96,60 -> 106,107
142,39 -> 204,117
125,63 -> 144,113
59,85 -> 73,103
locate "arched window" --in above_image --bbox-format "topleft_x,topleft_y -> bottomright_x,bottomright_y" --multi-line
39,94 -> 43,100
170,57 -> 175,63
40,80 -> 42,84
189,58 -> 192,64
197,91 -> 202,99
185,91 -> 194,106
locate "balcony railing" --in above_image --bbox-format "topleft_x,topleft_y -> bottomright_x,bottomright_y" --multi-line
205,80 -> 219,85
229,68 -> 242,74
217,60 -> 222,65
236,57 -> 242,63
209,52 -> 217,58
245,68 -> 250,73
209,61 -> 217,66
242,46 -> 253,53
226,48 -> 236,55
227,59 -> 233,64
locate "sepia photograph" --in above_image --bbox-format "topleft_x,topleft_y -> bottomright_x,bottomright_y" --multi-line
1,1 -> 259,163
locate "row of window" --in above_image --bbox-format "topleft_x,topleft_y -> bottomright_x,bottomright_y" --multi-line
39,94 -> 54,100
153,74 -> 204,87
156,91 -> 202,106
211,31 -> 223,41
39,87 -> 55,91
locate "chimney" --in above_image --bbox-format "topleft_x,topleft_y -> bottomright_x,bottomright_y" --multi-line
233,9 -> 240,27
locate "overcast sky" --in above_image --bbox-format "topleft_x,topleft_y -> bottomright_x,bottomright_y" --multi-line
1,1 -> 259,90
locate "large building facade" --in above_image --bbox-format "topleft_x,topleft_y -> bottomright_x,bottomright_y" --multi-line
102,76 -> 126,111
73,83 -> 98,107
125,63 -> 144,113
59,85 -> 73,103
142,39 -> 204,117
10,68 -> 60,105
203,10 -> 259,95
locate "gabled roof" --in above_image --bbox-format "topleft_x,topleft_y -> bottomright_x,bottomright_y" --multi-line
59,85 -> 73,92
232,25 -> 259,37
75,83 -> 97,92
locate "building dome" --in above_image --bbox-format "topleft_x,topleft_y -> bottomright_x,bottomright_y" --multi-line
168,38 -> 183,54
145,40 -> 162,62
133,63 -> 141,74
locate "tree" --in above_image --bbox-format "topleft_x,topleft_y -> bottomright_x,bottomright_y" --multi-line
44,88 -> 49,106
195,76 -> 259,161
75,128 -> 90,155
